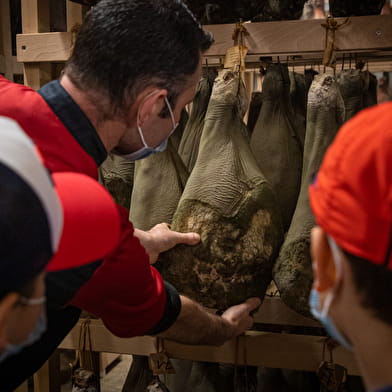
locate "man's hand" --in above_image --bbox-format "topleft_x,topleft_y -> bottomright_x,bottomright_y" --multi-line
134,223 -> 200,264
158,296 -> 262,346
221,297 -> 262,339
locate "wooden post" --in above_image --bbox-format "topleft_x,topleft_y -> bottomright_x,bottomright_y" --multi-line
33,361 -> 50,392
21,0 -> 51,89
48,350 -> 62,392
66,0 -> 84,32
59,313 -> 361,375
0,0 -> 11,80
0,0 -> 18,81
13,382 -> 28,392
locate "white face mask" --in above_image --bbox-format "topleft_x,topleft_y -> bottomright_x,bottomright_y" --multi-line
115,95 -> 178,161
309,236 -> 353,351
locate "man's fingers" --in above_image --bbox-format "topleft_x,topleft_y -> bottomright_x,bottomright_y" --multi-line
242,298 -> 261,330
156,223 -> 200,246
174,232 -> 200,246
244,297 -> 262,313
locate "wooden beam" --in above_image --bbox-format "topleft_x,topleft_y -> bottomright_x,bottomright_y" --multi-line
17,32 -> 72,62
13,382 -> 28,392
0,1 -> 24,78
16,15 -> 392,72
204,15 -> 392,57
21,0 -> 51,89
0,0 -> 13,81
205,297 -> 321,328
66,0 -> 84,31
205,57 -> 392,72
252,297 -> 320,327
33,361 -> 50,392
21,0 -> 50,33
23,61 -> 51,89
59,318 -> 360,375
16,13 -> 392,84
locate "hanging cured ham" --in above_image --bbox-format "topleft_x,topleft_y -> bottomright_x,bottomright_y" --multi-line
336,69 -> 367,122
247,91 -> 263,134
273,73 -> 345,316
250,63 -> 303,232
178,68 -> 216,172
160,70 -> 283,309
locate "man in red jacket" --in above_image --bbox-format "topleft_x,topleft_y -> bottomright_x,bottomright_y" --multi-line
0,1 -> 259,388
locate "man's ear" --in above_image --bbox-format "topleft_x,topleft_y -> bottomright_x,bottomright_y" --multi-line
311,227 -> 338,292
138,89 -> 167,126
0,293 -> 19,349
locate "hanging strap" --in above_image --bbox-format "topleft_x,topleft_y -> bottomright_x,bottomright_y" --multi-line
321,16 -> 350,69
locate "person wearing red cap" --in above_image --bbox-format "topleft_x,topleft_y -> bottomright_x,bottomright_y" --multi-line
0,2 -> 259,389
308,102 -> 392,392
0,116 -> 121,362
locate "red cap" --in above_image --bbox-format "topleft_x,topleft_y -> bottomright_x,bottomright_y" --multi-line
309,102 -> 392,267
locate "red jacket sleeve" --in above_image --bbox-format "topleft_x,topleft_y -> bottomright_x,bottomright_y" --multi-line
70,205 -> 167,337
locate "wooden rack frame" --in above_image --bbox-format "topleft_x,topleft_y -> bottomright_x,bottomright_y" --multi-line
16,14 -> 392,83
26,297 -> 358,392
203,15 -> 392,59
0,0 -> 23,81
57,297 -> 359,374
15,0 -> 85,89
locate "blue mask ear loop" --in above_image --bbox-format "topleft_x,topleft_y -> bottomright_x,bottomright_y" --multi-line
136,93 -> 178,149
164,96 -> 178,133
135,90 -> 160,149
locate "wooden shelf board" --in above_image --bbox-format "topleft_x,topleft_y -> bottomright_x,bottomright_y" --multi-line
59,318 -> 360,375
0,0 -> 24,79
235,296 -> 320,328
17,15 -> 392,67
17,32 -> 72,62
204,15 -> 392,57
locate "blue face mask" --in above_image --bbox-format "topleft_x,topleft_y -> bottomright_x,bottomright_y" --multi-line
309,237 -> 353,351
0,297 -> 47,363
117,95 -> 178,161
